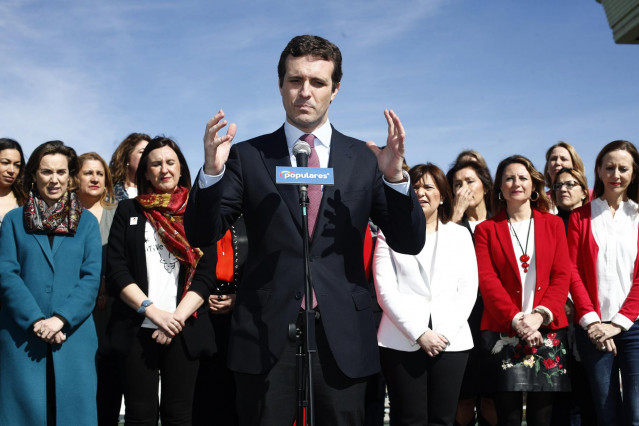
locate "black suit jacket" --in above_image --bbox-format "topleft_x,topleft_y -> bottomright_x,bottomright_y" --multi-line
185,126 -> 425,378
104,199 -> 217,358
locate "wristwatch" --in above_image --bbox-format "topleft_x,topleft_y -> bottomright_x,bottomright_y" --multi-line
136,299 -> 153,315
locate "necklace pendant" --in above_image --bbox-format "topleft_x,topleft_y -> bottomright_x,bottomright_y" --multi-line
523,267 -> 528,273
520,254 -> 530,263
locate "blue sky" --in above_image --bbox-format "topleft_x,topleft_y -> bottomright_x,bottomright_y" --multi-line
1,1 -> 637,186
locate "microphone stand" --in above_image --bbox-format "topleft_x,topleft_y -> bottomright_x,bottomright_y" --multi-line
289,181 -> 317,426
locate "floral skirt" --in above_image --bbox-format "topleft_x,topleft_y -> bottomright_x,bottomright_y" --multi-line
481,328 -> 571,393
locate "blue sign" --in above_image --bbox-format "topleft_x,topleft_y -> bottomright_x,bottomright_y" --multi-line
275,166 -> 334,185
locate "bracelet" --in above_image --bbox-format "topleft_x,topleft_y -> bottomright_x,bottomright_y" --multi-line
136,299 -> 153,315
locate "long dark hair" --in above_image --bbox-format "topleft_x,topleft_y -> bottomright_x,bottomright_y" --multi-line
0,138 -> 27,205
136,136 -> 191,194
593,140 -> 639,203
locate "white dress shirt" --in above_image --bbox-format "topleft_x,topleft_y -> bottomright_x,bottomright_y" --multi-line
197,120 -> 410,195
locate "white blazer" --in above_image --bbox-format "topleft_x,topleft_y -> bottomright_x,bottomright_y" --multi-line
374,221 -> 478,352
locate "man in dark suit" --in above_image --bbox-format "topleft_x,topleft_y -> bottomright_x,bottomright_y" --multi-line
185,35 -> 425,426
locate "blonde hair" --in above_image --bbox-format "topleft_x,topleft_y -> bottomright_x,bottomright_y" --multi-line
543,141 -> 585,188
78,152 -> 116,207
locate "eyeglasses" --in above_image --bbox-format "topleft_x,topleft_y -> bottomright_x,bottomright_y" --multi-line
553,181 -> 581,190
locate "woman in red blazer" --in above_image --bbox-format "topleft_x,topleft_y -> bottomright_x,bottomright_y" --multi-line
474,155 -> 571,426
568,140 -> 639,425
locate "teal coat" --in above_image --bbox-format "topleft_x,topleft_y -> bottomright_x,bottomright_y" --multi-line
0,207 -> 101,425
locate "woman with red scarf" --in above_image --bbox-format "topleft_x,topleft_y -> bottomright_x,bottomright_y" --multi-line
105,137 -> 216,425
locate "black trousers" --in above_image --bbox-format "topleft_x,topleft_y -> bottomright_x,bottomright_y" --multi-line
192,313 -> 238,426
119,327 -> 200,426
380,347 -> 469,426
97,352 -> 123,426
494,391 -> 554,426
234,313 -> 368,426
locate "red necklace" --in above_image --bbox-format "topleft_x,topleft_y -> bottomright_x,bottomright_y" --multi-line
507,211 -> 533,273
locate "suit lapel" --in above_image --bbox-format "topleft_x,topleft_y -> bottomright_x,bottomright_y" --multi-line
495,212 -> 521,284
414,223 -> 438,284
51,234 -> 64,258
311,128 -> 355,244
258,127 -> 303,232
32,233 -> 55,271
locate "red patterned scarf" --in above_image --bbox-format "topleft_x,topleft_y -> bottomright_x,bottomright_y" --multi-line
136,186 -> 203,298
24,190 -> 83,234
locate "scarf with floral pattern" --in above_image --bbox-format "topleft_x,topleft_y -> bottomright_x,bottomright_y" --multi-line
136,186 -> 203,298
24,190 -> 83,234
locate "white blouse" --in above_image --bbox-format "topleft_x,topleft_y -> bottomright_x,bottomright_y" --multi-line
141,222 -> 180,329
508,218 -> 537,314
581,197 -> 639,329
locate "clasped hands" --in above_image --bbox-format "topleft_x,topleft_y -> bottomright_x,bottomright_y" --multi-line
32,315 -> 67,345
418,330 -> 449,358
587,322 -> 621,355
145,305 -> 186,346
208,294 -> 236,314
514,312 -> 544,347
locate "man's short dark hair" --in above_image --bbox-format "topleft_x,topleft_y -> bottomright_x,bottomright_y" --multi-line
278,35 -> 342,92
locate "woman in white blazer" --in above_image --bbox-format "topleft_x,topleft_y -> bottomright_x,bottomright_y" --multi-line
375,163 -> 478,426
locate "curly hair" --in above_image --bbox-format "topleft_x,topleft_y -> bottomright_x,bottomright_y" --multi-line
109,132 -> 150,185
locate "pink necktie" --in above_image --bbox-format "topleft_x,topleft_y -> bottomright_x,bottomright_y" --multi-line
301,133 -> 321,238
300,134 -> 320,308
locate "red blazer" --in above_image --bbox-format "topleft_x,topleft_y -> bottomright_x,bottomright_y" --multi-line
567,203 -> 639,323
475,209 -> 570,333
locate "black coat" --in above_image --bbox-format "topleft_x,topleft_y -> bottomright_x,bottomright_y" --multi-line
184,125 -> 425,378
104,198 -> 217,358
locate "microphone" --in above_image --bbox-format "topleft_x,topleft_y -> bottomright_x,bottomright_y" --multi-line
293,141 -> 311,168
292,141 -> 312,201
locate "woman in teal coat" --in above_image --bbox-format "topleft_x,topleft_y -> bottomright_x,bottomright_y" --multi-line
0,140 -> 101,425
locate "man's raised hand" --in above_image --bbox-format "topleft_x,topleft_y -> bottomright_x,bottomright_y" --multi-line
204,109 -> 237,176
366,109 -> 406,183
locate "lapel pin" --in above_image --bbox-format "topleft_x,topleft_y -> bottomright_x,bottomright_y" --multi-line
130,217 -> 138,225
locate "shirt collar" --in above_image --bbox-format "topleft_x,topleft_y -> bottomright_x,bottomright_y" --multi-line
284,119 -> 332,151
592,197 -> 639,218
